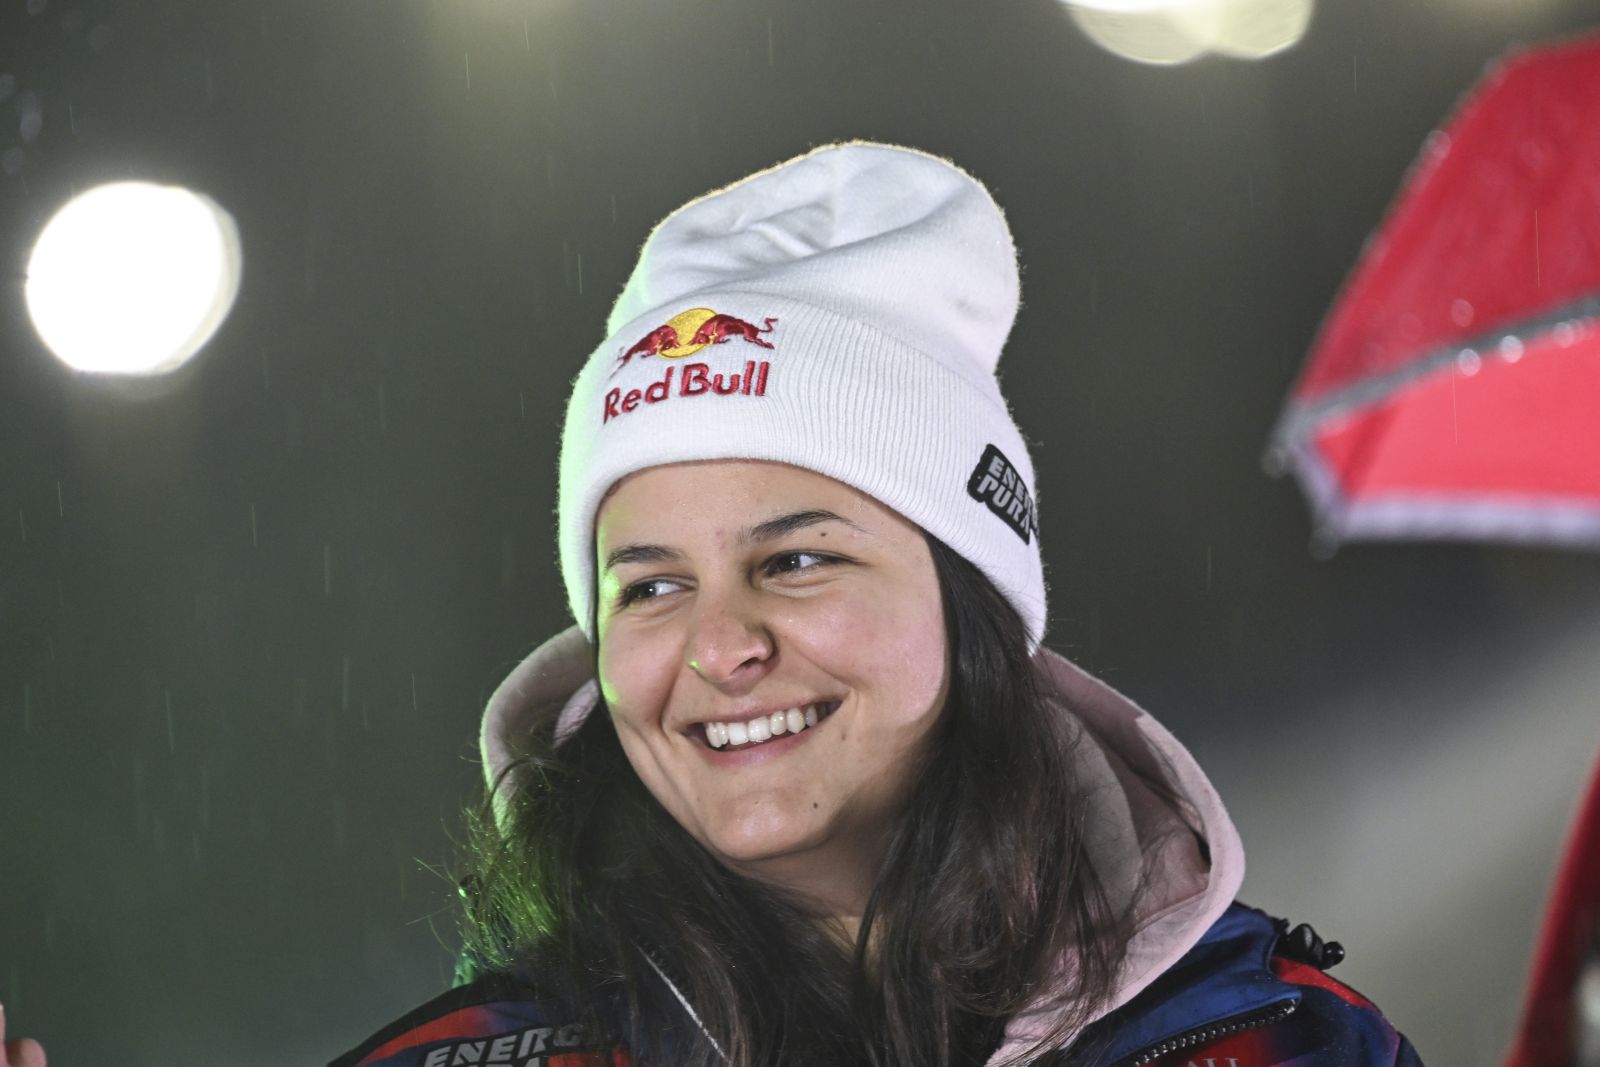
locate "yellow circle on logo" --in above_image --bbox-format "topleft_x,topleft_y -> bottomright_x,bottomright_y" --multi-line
659,307 -> 718,358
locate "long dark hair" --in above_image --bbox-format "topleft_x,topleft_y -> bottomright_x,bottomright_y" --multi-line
458,531 -> 1137,1066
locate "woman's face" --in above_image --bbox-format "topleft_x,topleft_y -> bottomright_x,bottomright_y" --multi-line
594,459 -> 950,905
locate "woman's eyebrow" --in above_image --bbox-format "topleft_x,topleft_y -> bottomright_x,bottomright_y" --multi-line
602,509 -> 867,573
744,508 -> 866,544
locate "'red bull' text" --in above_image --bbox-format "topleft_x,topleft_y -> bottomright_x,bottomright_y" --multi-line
602,360 -> 771,423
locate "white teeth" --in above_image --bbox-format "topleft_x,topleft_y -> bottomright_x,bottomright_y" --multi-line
705,702 -> 831,749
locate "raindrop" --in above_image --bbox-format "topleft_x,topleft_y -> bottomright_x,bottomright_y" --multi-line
2,147 -> 24,176
88,22 -> 111,50
61,8 -> 84,34
18,508 -> 26,542
249,502 -> 258,546
0,74 -> 15,103
323,543 -> 333,595
26,0 -> 47,15
1449,298 -> 1474,328
1498,335 -> 1524,362
1554,321 -> 1577,347
332,793 -> 349,847
55,479 -> 63,515
165,689 -> 175,752
199,763 -> 210,828
22,682 -> 32,733
342,654 -> 350,710
1425,130 -> 1451,160
19,99 -> 44,143
1456,348 -> 1481,376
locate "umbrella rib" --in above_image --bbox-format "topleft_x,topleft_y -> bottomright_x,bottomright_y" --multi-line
1264,292 -> 1600,468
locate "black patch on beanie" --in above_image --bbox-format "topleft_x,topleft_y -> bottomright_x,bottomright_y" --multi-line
966,444 -> 1038,544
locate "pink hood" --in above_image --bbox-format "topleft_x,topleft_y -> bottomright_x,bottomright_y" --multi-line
480,625 -> 1246,1065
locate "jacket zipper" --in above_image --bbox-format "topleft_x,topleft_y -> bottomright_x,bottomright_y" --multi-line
1120,998 -> 1298,1066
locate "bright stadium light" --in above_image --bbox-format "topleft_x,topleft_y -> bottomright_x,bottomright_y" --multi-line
1180,0 -> 1312,58
1064,0 -> 1313,65
24,181 -> 242,376
1068,5 -> 1213,65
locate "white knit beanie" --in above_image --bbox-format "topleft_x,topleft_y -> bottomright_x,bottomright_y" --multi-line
558,140 -> 1047,652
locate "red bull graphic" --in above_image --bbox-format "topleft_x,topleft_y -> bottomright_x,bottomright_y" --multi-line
603,307 -> 778,424
617,325 -> 681,370
687,313 -> 776,349
610,308 -> 777,376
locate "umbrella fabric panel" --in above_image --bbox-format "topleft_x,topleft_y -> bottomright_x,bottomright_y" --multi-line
1310,325 -> 1600,499
1290,32 -> 1600,409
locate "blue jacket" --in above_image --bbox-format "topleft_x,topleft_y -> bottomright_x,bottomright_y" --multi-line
329,902 -> 1423,1067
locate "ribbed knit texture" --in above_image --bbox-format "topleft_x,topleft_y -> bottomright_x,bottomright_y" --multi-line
558,141 -> 1047,651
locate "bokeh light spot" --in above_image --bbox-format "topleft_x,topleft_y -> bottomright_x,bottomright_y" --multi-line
1177,0 -> 1312,58
1065,0 -> 1313,64
24,181 -> 243,376
1068,4 -> 1212,66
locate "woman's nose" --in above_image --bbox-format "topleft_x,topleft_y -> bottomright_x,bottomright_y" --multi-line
685,595 -> 774,686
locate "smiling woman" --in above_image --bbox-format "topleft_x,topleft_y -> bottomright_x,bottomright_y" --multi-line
330,142 -> 1424,1067
595,461 -> 953,941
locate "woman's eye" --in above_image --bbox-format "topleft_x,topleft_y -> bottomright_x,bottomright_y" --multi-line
616,553 -> 835,609
766,551 -> 832,575
617,577 -> 683,608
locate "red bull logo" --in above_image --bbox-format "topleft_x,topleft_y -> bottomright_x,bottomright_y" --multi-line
612,307 -> 777,373
603,307 -> 778,424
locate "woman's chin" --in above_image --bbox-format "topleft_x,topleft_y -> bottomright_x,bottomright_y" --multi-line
702,820 -> 824,871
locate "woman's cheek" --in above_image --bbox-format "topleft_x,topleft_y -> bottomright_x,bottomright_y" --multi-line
599,624 -> 678,723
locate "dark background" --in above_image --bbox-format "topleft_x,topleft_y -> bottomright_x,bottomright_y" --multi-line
3,0 -> 1598,1062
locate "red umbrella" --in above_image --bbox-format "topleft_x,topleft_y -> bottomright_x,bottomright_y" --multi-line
1504,748 -> 1600,1067
1264,31 -> 1600,1067
1264,31 -> 1600,553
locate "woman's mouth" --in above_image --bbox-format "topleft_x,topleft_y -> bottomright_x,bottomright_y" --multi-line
700,701 -> 840,749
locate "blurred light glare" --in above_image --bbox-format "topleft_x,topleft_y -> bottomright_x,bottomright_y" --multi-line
1066,0 -> 1312,64
1064,0 -> 1209,11
1186,0 -> 1312,58
24,181 -> 242,376
1068,5 -> 1212,65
